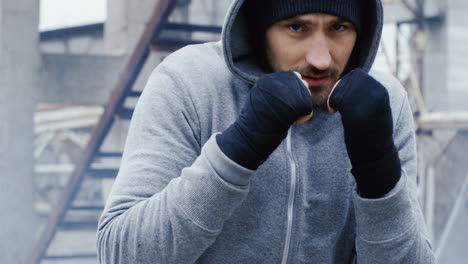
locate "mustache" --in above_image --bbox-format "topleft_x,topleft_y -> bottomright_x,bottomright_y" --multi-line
291,65 -> 339,78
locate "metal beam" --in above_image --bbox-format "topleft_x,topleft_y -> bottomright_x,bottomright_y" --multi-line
152,23 -> 222,51
383,0 -> 443,23
117,108 -> 135,120
96,152 -> 123,158
424,166 -> 435,243
152,38 -> 206,52
401,0 -> 418,17
435,174 -> 468,260
40,23 -> 104,41
128,91 -> 142,97
395,14 -> 444,25
384,0 -> 419,23
70,206 -> 105,211
28,1 -> 178,263
417,112 -> 468,130
87,168 -> 119,179
35,164 -> 75,174
59,221 -> 99,231
34,106 -> 104,124
43,254 -> 97,260
35,117 -> 100,134
164,23 -> 222,33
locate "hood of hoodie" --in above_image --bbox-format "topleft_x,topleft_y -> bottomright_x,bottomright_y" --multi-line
221,0 -> 383,84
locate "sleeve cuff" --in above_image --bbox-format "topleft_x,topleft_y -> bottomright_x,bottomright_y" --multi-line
205,133 -> 255,186
353,169 -> 416,242
174,134 -> 255,231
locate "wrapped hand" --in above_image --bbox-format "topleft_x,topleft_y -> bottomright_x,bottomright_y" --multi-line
329,69 -> 401,198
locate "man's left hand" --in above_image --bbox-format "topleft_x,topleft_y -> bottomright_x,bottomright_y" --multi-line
328,69 -> 401,198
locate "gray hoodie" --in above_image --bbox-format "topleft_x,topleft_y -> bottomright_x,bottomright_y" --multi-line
97,0 -> 435,263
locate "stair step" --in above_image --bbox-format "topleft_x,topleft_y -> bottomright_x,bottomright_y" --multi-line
117,108 -> 134,120
128,91 -> 142,97
96,152 -> 123,158
43,254 -> 97,260
164,23 -> 222,33
70,205 -> 105,211
59,221 -> 98,231
87,168 -> 118,179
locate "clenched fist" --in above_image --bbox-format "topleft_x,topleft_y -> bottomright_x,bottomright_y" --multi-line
329,69 -> 401,198
217,71 -> 313,170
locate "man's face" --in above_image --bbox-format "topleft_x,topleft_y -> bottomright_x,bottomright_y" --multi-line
265,13 -> 357,108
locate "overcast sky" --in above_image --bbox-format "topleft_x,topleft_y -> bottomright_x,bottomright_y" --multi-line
39,0 -> 106,31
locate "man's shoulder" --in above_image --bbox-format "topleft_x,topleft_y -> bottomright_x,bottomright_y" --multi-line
160,41 -> 229,78
369,69 -> 408,104
369,69 -> 413,127
145,41 -> 242,114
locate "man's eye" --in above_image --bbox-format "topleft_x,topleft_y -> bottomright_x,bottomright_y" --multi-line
288,24 -> 304,32
331,24 -> 347,32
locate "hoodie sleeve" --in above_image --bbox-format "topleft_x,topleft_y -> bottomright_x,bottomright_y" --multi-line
352,76 -> 435,263
96,62 -> 254,264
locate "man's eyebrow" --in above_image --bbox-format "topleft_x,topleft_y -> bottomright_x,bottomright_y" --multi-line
282,17 -> 312,24
282,17 -> 353,25
330,17 -> 353,25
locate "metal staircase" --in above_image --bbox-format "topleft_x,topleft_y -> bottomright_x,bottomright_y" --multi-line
29,0 -> 222,263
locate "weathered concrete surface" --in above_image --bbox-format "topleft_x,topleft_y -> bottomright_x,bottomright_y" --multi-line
447,0 -> 468,111
422,0 -> 468,111
431,131 -> 468,261
38,53 -> 125,105
0,0 -> 40,263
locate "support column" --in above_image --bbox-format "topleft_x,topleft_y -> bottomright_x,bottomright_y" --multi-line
446,0 -> 468,110
0,0 -> 40,263
422,0 -> 447,111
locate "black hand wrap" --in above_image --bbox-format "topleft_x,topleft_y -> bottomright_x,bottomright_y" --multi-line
217,71 -> 312,170
329,69 -> 401,198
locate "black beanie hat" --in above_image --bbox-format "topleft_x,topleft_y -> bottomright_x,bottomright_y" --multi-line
245,0 -> 362,33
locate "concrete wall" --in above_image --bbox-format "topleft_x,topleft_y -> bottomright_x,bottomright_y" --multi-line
40,35 -> 106,55
419,2 -> 468,262
105,0 -> 169,55
39,53 -> 125,105
447,0 -> 468,110
104,0 -> 232,55
104,0 -> 128,54
423,15 -> 448,111
104,0 -> 183,92
0,0 -> 40,263
432,132 -> 468,263
423,0 -> 468,111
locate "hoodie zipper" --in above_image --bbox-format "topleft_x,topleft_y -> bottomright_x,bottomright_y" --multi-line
281,128 -> 296,264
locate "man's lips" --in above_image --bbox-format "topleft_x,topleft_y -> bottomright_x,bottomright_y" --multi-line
302,76 -> 330,87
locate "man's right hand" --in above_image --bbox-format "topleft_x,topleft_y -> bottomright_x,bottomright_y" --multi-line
217,71 -> 313,170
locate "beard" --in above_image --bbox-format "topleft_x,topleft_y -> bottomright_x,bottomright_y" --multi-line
289,64 -> 341,110
264,46 -> 344,111
265,58 -> 341,110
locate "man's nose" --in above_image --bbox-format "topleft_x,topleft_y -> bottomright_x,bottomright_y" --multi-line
305,35 -> 332,71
